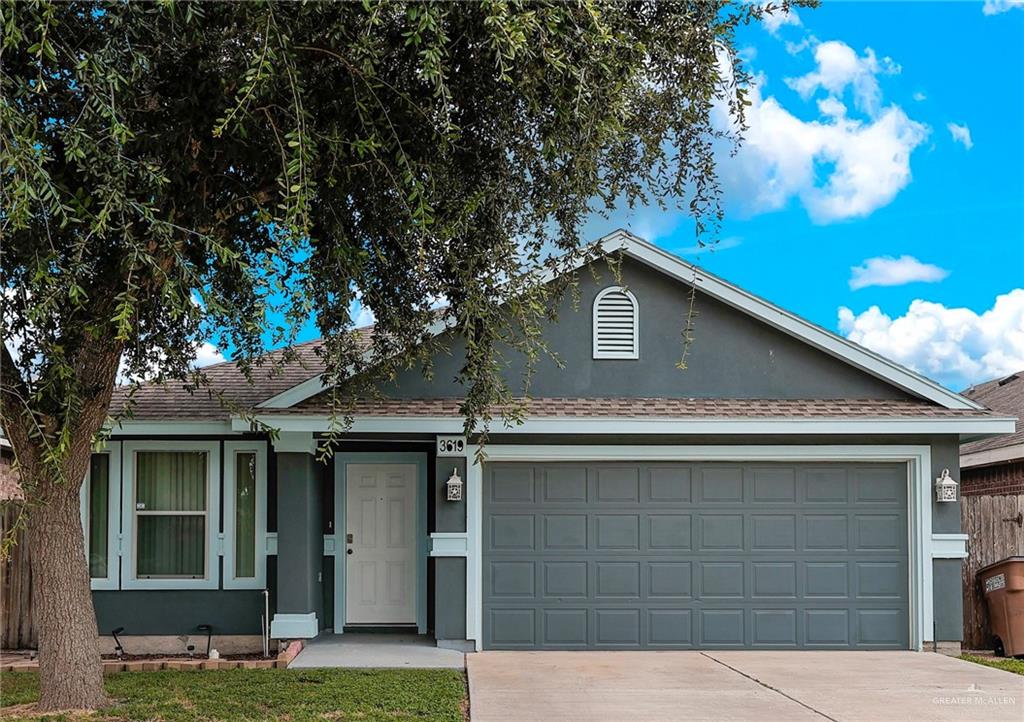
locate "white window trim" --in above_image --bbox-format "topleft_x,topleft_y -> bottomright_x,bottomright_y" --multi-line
465,444 -> 935,653
120,440 -> 221,590
80,441 -> 122,591
592,285 -> 639,359
222,441 -> 268,589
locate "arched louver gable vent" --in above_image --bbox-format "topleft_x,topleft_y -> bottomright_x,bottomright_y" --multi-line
593,286 -> 639,359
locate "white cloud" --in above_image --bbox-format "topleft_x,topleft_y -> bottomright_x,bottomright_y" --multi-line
193,342 -> 226,368
717,75 -> 928,223
838,289 -> 1024,387
983,0 -> 1024,15
947,122 -> 974,150
912,91 -> 927,102
762,4 -> 801,35
351,303 -> 376,328
785,41 -> 901,117
849,255 -> 949,290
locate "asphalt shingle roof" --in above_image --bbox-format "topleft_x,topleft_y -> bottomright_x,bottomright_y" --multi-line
284,396 -> 990,419
112,328 -> 999,424
962,371 -> 1024,454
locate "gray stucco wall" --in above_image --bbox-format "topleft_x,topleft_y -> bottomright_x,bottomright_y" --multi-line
929,436 -> 963,642
434,557 -> 467,641
93,589 -> 265,635
383,257 -> 912,400
435,456 -> 467,533
276,452 -> 323,621
933,559 -> 964,642
433,456 -> 467,641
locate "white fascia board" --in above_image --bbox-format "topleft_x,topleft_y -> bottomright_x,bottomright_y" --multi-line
251,228 -> 983,412
257,317 -> 459,410
960,443 -> 1024,469
108,420 -> 237,436
234,413 -> 1016,437
258,374 -> 328,409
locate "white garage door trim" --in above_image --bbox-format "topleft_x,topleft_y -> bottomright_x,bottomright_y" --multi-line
465,444 -> 935,652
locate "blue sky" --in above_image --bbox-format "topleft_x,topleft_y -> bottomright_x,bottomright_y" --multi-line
213,2 -> 1023,394
586,0 -> 1024,392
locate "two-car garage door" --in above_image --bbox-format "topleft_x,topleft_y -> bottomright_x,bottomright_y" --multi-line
482,462 -> 909,650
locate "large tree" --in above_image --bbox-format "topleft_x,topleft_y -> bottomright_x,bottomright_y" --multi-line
1,0 -> 806,711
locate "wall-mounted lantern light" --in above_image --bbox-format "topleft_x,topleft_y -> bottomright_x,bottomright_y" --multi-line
446,468 -> 463,502
935,468 -> 958,503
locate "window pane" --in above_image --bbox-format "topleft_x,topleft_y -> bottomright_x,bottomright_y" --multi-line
234,453 -> 256,578
88,454 -> 109,578
137,515 -> 206,577
136,451 -> 206,511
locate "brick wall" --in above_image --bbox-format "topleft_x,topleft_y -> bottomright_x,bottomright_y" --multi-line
961,460 -> 1024,496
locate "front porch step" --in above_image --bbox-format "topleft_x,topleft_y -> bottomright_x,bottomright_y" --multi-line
341,624 -> 420,635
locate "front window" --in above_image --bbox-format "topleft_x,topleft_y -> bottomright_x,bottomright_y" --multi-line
134,451 -> 208,579
233,452 -> 257,579
87,454 -> 109,578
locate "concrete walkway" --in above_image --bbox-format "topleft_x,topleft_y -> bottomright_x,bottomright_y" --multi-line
290,633 -> 464,669
467,651 -> 1023,721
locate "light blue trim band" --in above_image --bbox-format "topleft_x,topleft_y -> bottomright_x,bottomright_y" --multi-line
270,612 -> 318,639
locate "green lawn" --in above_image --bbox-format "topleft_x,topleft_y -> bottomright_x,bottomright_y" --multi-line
0,668 -> 467,721
961,654 -> 1024,676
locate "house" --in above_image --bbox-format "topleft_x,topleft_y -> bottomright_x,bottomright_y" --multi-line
961,371 -> 1024,496
83,230 -> 1013,657
958,371 -> 1024,651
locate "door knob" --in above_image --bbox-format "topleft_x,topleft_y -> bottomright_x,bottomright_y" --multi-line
346,549 -> 353,555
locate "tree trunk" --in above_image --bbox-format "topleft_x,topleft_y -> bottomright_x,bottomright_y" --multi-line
26,462 -> 111,711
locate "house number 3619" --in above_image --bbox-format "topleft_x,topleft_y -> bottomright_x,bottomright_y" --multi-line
437,436 -> 466,456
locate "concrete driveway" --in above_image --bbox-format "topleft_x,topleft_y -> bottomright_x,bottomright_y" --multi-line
467,651 -> 1023,721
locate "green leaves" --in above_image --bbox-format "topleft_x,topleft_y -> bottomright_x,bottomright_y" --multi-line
0,0 -> 811,482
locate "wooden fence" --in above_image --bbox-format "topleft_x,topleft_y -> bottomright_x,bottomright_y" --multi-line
1,505 -> 35,650
961,493 -> 1024,651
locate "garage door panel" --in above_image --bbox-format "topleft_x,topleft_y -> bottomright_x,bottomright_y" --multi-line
752,562 -> 798,598
805,561 -> 851,597
698,514 -> 745,551
698,466 -> 744,503
543,561 -> 588,598
594,514 -> 640,550
853,467 -> 904,504
752,609 -> 798,646
490,466 -> 536,504
483,461 -> 909,650
806,609 -> 850,645
648,562 -> 693,598
490,560 -> 536,597
701,562 -> 745,598
648,514 -> 692,550
543,514 -> 587,550
542,466 -> 588,503
751,514 -> 797,551
491,514 -> 535,550
857,609 -> 905,646
752,468 -> 797,503
648,609 -> 694,646
544,609 -> 588,646
596,467 -> 641,503
700,609 -> 745,645
648,467 -> 692,502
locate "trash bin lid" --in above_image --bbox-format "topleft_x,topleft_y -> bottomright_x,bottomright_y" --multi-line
977,556 -> 1024,576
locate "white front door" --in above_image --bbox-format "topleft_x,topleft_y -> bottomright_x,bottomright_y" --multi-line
344,463 -> 417,625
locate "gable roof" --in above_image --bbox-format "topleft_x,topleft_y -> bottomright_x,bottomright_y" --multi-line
961,371 -> 1024,466
256,229 -> 982,412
